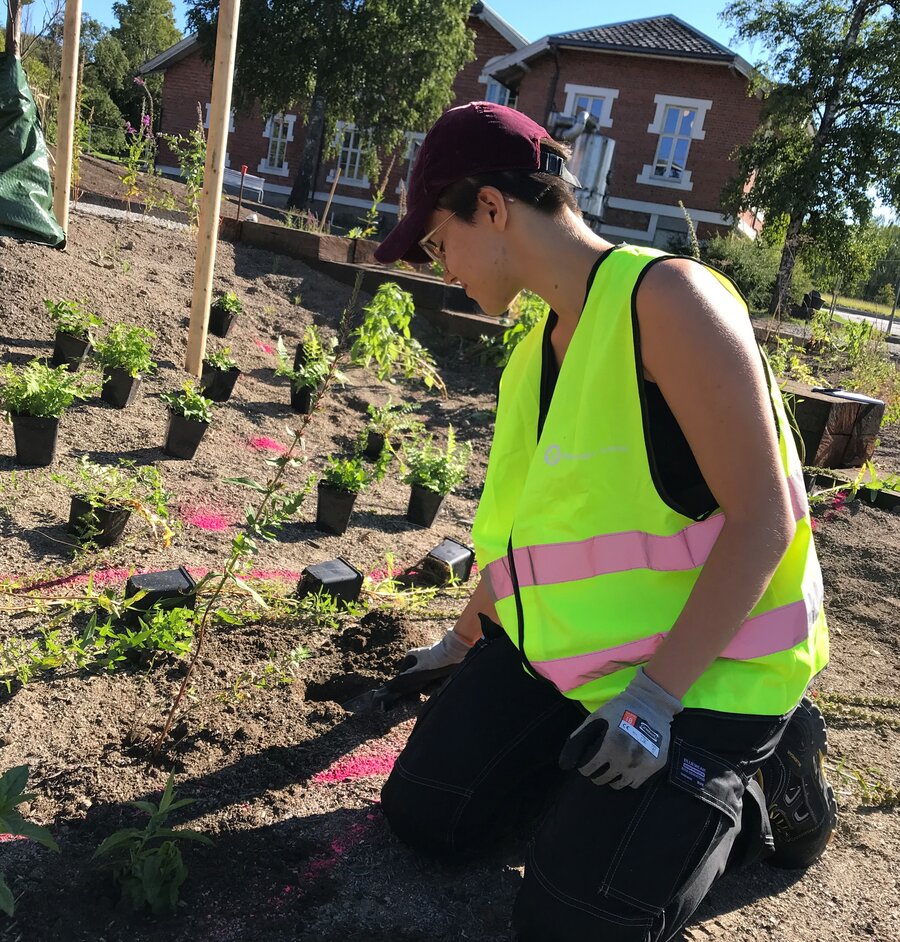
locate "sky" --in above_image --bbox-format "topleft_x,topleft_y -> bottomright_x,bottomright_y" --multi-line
74,0 -> 763,65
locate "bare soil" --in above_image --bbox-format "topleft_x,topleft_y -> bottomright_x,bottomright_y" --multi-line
0,212 -> 898,942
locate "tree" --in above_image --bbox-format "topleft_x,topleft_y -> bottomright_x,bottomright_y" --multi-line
188,0 -> 475,208
721,0 -> 900,316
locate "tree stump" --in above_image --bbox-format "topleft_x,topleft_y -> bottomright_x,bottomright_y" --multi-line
781,381 -> 884,468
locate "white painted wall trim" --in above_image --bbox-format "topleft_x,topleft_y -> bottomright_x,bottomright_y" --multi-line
636,167 -> 694,191
608,196 -> 730,225
562,83 -> 619,128
311,191 -> 400,213
646,94 -> 712,139
204,103 -> 235,132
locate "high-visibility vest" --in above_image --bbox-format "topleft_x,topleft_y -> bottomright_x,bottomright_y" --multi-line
471,245 -> 829,716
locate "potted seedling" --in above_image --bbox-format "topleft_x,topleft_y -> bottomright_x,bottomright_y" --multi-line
401,426 -> 472,527
200,347 -> 241,402
160,381 -> 214,459
52,456 -> 172,548
93,324 -> 157,408
46,298 -> 103,370
316,455 -> 369,535
0,360 -> 99,466
361,398 -> 422,460
275,326 -> 344,414
209,290 -> 242,338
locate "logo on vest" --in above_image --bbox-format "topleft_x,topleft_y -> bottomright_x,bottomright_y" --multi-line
543,443 -> 627,466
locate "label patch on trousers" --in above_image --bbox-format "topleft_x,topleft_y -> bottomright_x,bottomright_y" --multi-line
678,757 -> 707,787
619,711 -> 661,758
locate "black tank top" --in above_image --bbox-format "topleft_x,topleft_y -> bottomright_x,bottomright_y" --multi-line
536,256 -> 717,521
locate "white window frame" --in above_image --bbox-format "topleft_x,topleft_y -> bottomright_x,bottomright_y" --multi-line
637,94 -> 712,192
257,113 -> 296,177
203,103 -> 235,133
483,78 -> 518,109
396,131 -> 425,193
327,122 -> 370,189
563,84 -> 619,129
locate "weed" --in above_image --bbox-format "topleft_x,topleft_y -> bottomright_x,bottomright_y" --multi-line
162,106 -> 206,226
347,187 -> 384,240
93,774 -> 212,915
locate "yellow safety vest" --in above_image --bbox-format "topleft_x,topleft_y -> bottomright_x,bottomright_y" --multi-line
472,245 -> 829,715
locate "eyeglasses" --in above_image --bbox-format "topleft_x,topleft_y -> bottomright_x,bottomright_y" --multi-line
418,211 -> 457,264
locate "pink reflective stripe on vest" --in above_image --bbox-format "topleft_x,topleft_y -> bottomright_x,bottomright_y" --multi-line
486,468 -> 808,603
531,564 -> 824,692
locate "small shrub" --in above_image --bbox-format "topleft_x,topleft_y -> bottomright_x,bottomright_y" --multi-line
93,774 -> 212,915
44,298 -> 103,339
401,426 -> 472,496
204,347 -> 237,372
320,455 -> 369,494
213,290 -> 242,316
93,324 -> 157,377
95,607 -> 195,668
275,327 -> 343,391
0,360 -> 100,418
0,765 -> 59,916
161,381 -> 214,423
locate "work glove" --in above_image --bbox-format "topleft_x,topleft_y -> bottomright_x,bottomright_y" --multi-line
559,668 -> 684,789
400,630 -> 471,675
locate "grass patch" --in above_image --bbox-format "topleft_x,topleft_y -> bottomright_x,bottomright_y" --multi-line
825,295 -> 895,319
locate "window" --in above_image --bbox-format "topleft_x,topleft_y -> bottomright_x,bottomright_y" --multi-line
485,80 -> 517,109
328,124 -> 370,188
563,84 -> 618,129
257,113 -> 297,177
637,95 -> 712,192
203,103 -> 235,132
652,106 -> 696,181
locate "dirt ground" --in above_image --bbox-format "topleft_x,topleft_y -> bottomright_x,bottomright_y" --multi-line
0,207 -> 899,942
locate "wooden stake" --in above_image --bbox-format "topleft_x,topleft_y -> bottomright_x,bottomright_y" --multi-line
185,0 -> 241,376
52,0 -> 82,235
320,166 -> 341,232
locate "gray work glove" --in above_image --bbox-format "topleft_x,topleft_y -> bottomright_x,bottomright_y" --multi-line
559,668 -> 684,789
400,630 -> 471,675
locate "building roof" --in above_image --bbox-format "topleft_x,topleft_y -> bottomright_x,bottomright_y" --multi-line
139,3 -> 527,75
488,14 -> 752,85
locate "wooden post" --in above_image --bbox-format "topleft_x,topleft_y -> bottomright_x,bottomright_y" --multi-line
185,0 -> 241,376
52,0 -> 83,235
5,0 -> 23,58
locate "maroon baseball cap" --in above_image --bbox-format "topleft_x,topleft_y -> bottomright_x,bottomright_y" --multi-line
375,101 -> 570,264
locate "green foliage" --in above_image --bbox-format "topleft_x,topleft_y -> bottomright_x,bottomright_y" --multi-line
205,347 -> 237,372
188,0 -> 474,186
95,607 -> 196,668
275,327 -> 343,391
351,282 -> 447,396
282,208 -> 321,232
44,298 -> 103,339
721,0 -> 900,307
0,360 -> 100,419
213,290 -> 242,317
347,187 -> 384,240
160,381 -> 214,423
92,323 -> 157,377
767,338 -> 819,385
0,766 -> 59,916
163,107 -> 206,225
94,773 -> 212,915
80,84 -> 127,155
479,290 -> 549,368
320,455 -> 369,494
401,425 -> 472,496
700,235 -> 810,313
365,398 -> 422,438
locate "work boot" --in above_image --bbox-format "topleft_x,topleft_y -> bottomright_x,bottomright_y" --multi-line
761,696 -> 837,869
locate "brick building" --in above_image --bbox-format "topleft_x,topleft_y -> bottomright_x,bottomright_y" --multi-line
142,9 -> 762,244
140,3 -> 526,229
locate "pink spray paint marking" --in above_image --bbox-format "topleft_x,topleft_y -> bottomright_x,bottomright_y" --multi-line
254,339 -> 275,355
313,747 -> 399,784
0,833 -> 29,843
181,505 -> 232,531
246,436 -> 287,454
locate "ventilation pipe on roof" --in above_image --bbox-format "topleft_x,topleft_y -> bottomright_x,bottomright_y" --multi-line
559,110 -> 594,141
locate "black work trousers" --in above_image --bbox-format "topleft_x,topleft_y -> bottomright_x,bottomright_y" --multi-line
381,619 -> 791,942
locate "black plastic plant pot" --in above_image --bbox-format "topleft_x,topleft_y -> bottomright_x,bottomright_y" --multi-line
208,304 -> 236,338
290,384 -> 316,414
364,430 -> 386,460
51,331 -> 90,370
200,363 -> 241,402
406,484 -> 446,528
293,342 -> 308,372
316,482 -> 358,535
68,496 -> 132,547
10,413 -> 60,467
297,557 -> 364,605
423,537 -> 475,585
164,410 -> 210,459
124,565 -> 196,624
101,367 -> 142,408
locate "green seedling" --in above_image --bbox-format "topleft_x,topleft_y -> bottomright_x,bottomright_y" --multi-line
213,290 -> 242,316
204,348 -> 237,372
160,380 -> 214,423
321,455 -> 369,494
93,774 -> 212,915
0,360 -> 100,419
275,326 -> 345,391
401,425 -> 472,497
92,324 -> 157,377
44,298 -> 103,339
